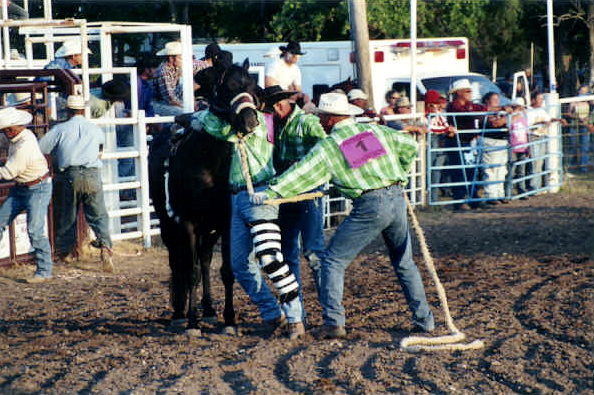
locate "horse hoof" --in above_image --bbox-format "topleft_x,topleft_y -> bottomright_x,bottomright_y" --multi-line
202,316 -> 218,325
169,318 -> 188,329
223,326 -> 240,336
185,328 -> 202,337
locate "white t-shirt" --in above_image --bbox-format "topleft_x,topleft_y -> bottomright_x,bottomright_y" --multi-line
265,58 -> 302,90
527,107 -> 552,136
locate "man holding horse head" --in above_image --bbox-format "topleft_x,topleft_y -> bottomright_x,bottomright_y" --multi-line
190,85 -> 306,340
251,92 -> 435,339
262,85 -> 326,321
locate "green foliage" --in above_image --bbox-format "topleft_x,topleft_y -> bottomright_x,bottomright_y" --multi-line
267,0 -> 349,42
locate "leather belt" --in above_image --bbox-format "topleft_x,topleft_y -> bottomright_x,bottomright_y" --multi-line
361,181 -> 401,196
230,181 -> 268,194
16,172 -> 50,188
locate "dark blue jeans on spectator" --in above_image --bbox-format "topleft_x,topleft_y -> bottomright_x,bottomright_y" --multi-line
53,167 -> 112,255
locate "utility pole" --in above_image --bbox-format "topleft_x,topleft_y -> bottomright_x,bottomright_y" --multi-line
348,0 -> 373,109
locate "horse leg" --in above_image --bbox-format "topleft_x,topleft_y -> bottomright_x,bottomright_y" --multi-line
181,221 -> 201,333
163,219 -> 189,323
220,226 -> 237,332
199,230 -> 218,322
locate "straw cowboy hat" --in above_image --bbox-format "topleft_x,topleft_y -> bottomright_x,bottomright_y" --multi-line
55,39 -> 92,58
449,78 -> 472,94
0,107 -> 33,130
156,41 -> 182,56
262,85 -> 298,112
66,95 -> 86,110
347,89 -> 368,101
279,40 -> 306,55
313,92 -> 364,116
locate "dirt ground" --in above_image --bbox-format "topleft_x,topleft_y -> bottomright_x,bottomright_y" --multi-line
0,176 -> 592,395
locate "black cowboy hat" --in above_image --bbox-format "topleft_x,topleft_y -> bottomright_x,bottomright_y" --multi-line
262,85 -> 298,112
279,40 -> 306,56
201,42 -> 221,60
102,79 -> 130,101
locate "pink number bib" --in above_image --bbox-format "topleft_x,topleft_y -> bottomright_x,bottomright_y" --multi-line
339,131 -> 387,169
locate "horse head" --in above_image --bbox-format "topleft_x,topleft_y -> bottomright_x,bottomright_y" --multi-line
211,59 -> 261,136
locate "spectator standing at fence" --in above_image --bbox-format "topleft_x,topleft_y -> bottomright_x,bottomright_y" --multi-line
508,99 -> 531,199
527,92 -> 567,190
446,79 -> 487,211
480,92 -> 509,205
38,95 -> 114,273
251,92 -> 435,339
567,85 -> 592,172
387,97 -> 426,135
0,107 -> 52,283
347,89 -> 378,120
263,85 -> 327,320
425,90 -> 455,202
380,89 -> 400,116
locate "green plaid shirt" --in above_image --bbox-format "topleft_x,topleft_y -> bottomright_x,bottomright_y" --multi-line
274,106 -> 326,173
267,118 -> 418,200
195,110 -> 275,188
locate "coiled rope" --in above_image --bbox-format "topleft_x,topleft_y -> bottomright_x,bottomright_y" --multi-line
400,195 -> 485,352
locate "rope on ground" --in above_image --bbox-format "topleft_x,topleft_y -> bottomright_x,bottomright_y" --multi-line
401,195 -> 485,353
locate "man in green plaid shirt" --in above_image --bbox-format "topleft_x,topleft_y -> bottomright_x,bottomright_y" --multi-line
262,85 -> 327,323
191,108 -> 305,340
251,92 -> 434,339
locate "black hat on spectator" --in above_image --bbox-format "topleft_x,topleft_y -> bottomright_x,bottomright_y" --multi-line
202,42 -> 221,60
279,40 -> 306,55
102,79 -> 130,101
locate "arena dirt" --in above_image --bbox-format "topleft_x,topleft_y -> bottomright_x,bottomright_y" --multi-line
0,177 -> 592,394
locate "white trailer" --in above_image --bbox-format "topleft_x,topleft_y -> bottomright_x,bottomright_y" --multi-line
194,37 -> 470,109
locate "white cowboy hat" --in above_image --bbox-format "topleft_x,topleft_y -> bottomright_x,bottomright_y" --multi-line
449,78 -> 472,94
313,92 -> 364,116
156,41 -> 182,56
0,107 -> 33,130
347,89 -> 368,101
512,97 -> 526,107
55,39 -> 92,57
66,95 -> 86,110
5,92 -> 31,106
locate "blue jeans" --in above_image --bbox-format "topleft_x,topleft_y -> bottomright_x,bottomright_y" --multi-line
320,185 -> 434,330
568,125 -> 591,170
278,188 -> 325,317
231,186 -> 303,323
53,167 -> 112,254
0,179 -> 53,277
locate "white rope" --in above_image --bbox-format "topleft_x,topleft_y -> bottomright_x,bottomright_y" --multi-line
400,194 -> 485,353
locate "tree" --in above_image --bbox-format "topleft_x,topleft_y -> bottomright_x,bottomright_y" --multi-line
558,0 -> 594,89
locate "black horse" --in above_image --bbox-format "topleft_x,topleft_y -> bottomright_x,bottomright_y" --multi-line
149,59 -> 260,335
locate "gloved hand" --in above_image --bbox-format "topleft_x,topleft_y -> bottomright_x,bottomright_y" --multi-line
250,192 -> 267,205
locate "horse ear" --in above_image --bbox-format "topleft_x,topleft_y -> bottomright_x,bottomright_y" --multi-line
242,58 -> 250,71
